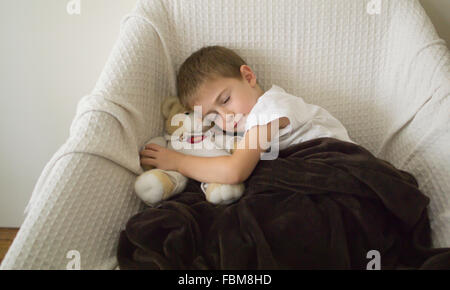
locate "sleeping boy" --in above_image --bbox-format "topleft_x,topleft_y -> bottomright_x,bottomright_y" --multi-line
139,45 -> 354,185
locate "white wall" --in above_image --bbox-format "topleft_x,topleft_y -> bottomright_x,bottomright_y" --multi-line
0,0 -> 137,227
0,0 -> 449,228
420,0 -> 450,47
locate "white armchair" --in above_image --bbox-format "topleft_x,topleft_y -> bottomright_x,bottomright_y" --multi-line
1,0 -> 449,269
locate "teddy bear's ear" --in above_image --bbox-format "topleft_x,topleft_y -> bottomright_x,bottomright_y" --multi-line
161,96 -> 183,119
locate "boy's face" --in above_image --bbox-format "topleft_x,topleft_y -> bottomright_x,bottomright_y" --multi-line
190,65 -> 262,133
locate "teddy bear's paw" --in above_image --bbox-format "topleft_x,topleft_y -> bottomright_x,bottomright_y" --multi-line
134,170 -> 175,206
205,183 -> 245,205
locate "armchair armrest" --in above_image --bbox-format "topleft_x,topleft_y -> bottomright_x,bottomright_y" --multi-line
1,5 -> 177,268
375,0 -> 450,247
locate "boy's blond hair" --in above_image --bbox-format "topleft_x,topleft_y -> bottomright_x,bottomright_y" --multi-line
176,45 -> 249,109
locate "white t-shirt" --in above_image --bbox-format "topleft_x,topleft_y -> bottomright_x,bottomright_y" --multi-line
244,84 -> 354,153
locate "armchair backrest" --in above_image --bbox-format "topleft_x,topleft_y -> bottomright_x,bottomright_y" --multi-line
130,0 -> 441,154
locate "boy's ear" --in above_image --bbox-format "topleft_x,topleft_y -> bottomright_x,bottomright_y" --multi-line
240,65 -> 257,86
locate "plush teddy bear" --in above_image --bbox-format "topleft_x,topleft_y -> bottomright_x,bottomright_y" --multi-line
134,96 -> 245,207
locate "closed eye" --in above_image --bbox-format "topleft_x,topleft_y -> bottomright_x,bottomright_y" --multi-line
223,96 -> 230,104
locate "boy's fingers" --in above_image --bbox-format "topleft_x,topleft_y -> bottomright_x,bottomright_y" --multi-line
145,143 -> 160,150
141,157 -> 155,166
140,149 -> 156,157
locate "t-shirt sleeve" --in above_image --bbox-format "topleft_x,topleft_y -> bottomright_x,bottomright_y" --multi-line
244,93 -> 295,137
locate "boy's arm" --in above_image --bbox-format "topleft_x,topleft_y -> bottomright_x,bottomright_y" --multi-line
231,117 -> 286,183
177,118 -> 286,184
176,154 -> 238,184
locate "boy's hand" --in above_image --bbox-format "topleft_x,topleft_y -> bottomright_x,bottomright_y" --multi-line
140,143 -> 183,171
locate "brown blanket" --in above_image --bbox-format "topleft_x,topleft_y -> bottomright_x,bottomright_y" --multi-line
117,138 -> 450,269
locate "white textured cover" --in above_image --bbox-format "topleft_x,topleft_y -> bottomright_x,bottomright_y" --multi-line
1,0 -> 449,269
